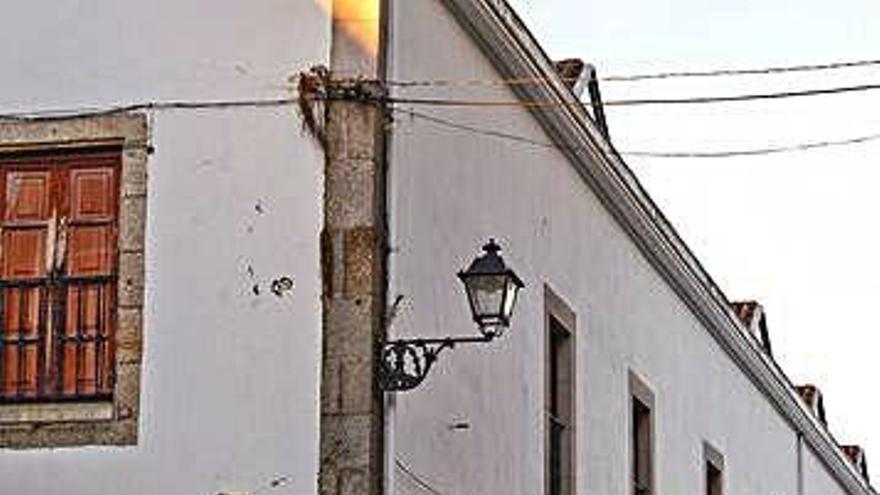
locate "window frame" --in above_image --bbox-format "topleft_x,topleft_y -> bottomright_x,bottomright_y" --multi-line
0,151 -> 120,402
629,370 -> 655,495
0,114 -> 147,448
544,285 -> 576,495
704,441 -> 724,495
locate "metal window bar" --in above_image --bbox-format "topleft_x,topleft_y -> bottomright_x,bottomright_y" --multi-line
0,275 -> 115,402
75,279 -> 83,396
95,281 -> 103,394
53,278 -> 64,397
16,287 -> 25,397
0,283 -> 5,397
37,283 -> 48,397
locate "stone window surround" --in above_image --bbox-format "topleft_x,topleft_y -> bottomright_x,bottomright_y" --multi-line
0,114 -> 147,449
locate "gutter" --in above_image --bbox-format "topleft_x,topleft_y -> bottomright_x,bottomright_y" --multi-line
439,0 -> 875,493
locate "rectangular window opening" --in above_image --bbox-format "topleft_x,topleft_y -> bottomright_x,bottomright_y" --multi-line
707,461 -> 722,495
545,287 -> 576,495
548,317 -> 572,495
0,149 -> 120,403
704,442 -> 724,495
632,393 -> 653,495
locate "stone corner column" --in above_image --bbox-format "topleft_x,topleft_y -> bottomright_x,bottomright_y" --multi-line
319,2 -> 389,495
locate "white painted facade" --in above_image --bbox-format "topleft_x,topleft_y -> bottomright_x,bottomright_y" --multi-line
0,1 -> 328,494
386,2 -> 870,495
0,1 -> 871,495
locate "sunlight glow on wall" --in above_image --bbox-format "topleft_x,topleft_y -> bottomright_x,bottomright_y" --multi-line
315,0 -> 380,57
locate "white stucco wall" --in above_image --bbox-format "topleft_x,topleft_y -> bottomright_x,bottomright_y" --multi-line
388,2 -> 852,495
0,1 -> 328,494
805,445 -> 850,495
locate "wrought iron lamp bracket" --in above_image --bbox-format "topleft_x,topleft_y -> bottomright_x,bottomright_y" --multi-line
378,335 -> 494,392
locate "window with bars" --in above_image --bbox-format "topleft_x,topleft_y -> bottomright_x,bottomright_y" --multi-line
0,149 -> 118,402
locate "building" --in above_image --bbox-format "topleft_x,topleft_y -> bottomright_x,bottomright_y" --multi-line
0,1 -> 330,494
383,1 -> 876,495
0,1 -> 874,495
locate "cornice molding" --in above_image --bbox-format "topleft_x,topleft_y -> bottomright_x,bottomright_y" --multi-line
439,0 -> 874,493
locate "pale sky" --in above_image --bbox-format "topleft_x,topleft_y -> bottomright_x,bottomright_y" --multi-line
509,0 -> 880,458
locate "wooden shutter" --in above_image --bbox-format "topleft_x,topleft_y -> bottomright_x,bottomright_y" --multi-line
62,163 -> 118,397
0,169 -> 52,397
0,150 -> 119,401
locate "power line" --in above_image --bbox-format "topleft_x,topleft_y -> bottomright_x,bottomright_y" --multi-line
0,97 -> 299,122
625,133 -> 880,158
9,95 -> 880,159
386,81 -> 880,108
395,458 -> 445,495
392,107 -> 880,158
6,78 -> 880,123
603,57 -> 880,82
607,82 -> 880,106
394,107 -> 553,149
386,57 -> 880,88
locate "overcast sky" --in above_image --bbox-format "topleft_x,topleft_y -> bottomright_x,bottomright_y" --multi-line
508,0 -> 880,457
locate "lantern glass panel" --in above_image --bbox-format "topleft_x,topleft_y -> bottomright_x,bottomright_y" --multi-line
502,277 -> 520,321
467,273 -> 507,323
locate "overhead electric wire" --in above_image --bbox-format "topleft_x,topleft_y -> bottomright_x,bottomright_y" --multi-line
386,57 -> 880,88
0,97 -> 299,122
395,458 -> 445,495
603,57 -> 880,82
394,107 -> 553,149
6,88 -> 880,159
6,78 -> 880,123
386,81 -> 880,108
392,107 -> 880,158
605,82 -> 880,106
624,133 -> 880,158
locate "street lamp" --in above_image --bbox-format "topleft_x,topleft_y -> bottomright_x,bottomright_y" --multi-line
458,239 -> 524,338
378,239 -> 524,392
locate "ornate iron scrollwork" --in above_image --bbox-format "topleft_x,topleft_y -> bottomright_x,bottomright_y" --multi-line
377,335 -> 493,392
378,340 -> 452,392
